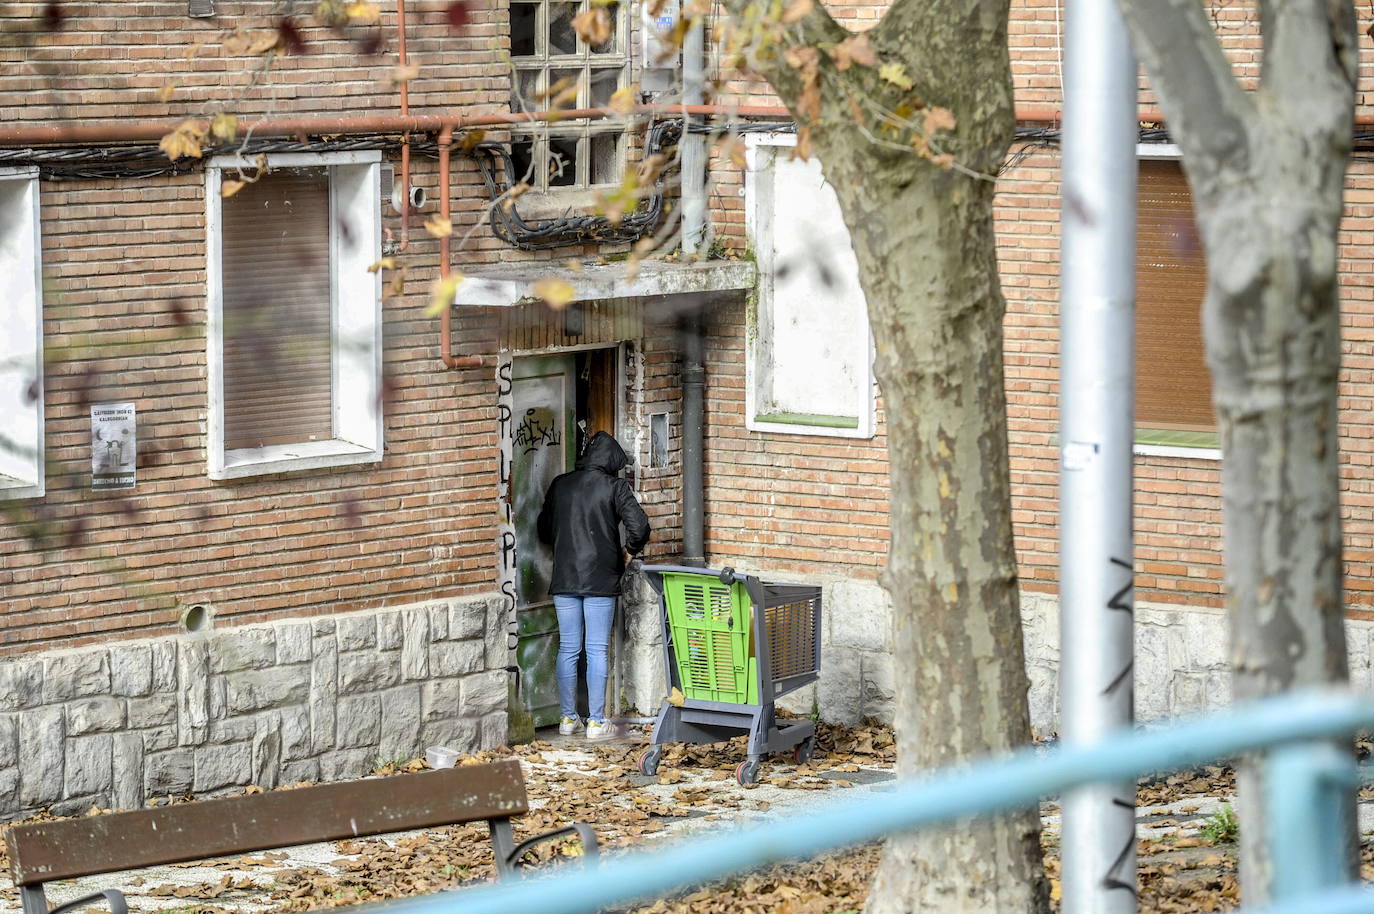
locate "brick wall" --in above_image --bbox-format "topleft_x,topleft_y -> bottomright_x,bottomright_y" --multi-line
695,0 -> 1374,623
0,0 -> 690,657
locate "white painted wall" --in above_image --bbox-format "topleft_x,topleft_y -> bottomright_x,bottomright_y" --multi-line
0,167 -> 44,498
744,135 -> 874,437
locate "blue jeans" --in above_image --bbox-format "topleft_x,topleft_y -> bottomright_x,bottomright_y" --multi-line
553,594 -> 615,723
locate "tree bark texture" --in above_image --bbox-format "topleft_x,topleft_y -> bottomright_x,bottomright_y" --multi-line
710,0 -> 1049,908
1114,0 -> 1358,901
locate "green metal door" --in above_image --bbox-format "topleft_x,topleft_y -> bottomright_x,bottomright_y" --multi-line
511,354 -> 577,728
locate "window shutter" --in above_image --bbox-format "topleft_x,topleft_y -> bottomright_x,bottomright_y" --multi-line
1136,159 -> 1214,432
220,169 -> 334,450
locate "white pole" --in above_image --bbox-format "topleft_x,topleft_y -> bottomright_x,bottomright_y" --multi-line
680,12 -> 706,256
1058,0 -> 1138,910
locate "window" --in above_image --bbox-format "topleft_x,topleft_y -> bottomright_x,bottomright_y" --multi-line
1136,150 -> 1216,453
743,134 -> 875,438
510,0 -> 628,200
0,167 -> 44,499
206,152 -> 383,480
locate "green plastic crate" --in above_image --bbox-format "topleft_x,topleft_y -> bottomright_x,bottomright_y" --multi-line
661,571 -> 759,704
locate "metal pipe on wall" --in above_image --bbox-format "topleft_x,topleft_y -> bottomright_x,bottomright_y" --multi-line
0,106 -> 796,147
678,7 -> 708,567
396,0 -> 412,252
1057,0 -> 1138,910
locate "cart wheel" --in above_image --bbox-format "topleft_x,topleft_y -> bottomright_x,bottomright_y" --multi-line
734,760 -> 761,786
793,737 -> 815,765
637,747 -> 662,777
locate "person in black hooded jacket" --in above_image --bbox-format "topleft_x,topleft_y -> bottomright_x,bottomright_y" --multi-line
537,431 -> 650,739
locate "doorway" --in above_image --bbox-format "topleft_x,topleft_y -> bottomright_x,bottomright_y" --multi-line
509,346 -> 624,729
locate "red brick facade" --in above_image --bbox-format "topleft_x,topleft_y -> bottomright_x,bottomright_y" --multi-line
7,0 -> 1374,670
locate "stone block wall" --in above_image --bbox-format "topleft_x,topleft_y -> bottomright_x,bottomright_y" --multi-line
0,595 -> 507,821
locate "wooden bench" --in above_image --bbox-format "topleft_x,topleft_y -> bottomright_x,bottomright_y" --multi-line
5,758 -> 595,914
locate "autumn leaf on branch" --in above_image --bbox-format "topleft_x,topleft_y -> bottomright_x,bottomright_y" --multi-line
424,214 -> 453,238
367,258 -> 396,274
878,61 -> 914,90
345,1 -> 381,22
276,17 -> 307,54
387,63 -> 421,87
501,182 -> 530,213
458,129 -> 488,153
444,0 -> 470,28
716,134 -> 747,168
530,278 -> 576,309
209,112 -> 239,142
608,86 -> 636,116
223,26 -> 279,56
572,8 -> 612,47
220,179 -> 247,198
783,46 -> 821,124
539,75 -> 579,109
830,33 -> 875,71
158,120 -> 208,162
779,0 -> 812,25
922,106 -> 956,135
426,274 -> 464,317
385,265 -> 407,302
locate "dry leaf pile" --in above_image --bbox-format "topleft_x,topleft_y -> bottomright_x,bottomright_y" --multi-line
1137,765 -> 1235,807
0,721 -> 1342,914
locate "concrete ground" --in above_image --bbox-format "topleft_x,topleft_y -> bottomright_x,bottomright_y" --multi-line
2,720 -> 1356,914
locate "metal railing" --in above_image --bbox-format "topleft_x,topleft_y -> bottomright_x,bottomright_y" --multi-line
359,689 -> 1374,914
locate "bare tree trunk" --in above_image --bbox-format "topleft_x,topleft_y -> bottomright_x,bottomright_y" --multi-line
837,168 -> 1049,913
1112,0 -> 1358,900
1203,176 -> 1351,898
708,0 -> 1048,904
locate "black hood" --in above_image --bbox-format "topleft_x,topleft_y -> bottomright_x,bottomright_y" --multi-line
576,431 -> 629,474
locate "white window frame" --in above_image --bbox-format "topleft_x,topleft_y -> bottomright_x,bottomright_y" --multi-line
205,151 -> 383,480
0,166 -> 45,499
743,133 -> 875,439
508,0 -> 631,213
1132,143 -> 1221,462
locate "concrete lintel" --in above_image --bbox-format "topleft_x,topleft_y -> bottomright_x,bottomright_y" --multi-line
453,258 -> 757,307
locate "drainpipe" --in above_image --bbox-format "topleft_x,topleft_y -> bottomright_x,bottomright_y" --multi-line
678,11 -> 708,567
397,0 -> 412,252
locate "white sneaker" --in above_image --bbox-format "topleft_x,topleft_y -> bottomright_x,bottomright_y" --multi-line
585,719 -> 615,741
559,716 -> 583,736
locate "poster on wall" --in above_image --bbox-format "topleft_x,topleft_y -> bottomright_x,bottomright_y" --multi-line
91,402 -> 136,490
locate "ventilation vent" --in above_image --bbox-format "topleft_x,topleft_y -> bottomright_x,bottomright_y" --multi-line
188,0 -> 216,17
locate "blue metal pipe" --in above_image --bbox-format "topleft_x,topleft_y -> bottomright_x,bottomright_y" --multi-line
1241,884 -> 1374,914
351,689 -> 1374,914
1267,740 -> 1361,900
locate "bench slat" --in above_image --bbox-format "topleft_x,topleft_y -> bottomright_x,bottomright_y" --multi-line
7,759 -> 528,885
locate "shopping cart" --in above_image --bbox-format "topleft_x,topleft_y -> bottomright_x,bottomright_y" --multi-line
636,565 -> 823,785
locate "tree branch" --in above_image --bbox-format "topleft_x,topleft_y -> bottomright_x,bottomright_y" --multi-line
1116,0 -> 1253,173
1258,0 -> 1357,136
711,0 -> 852,114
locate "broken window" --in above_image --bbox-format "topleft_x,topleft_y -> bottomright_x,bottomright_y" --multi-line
510,0 -> 628,194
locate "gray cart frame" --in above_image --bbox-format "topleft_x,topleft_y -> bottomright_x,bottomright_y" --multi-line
638,564 -> 823,784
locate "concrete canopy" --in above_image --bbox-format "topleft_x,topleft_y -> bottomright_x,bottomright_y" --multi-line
452,258 -> 758,307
